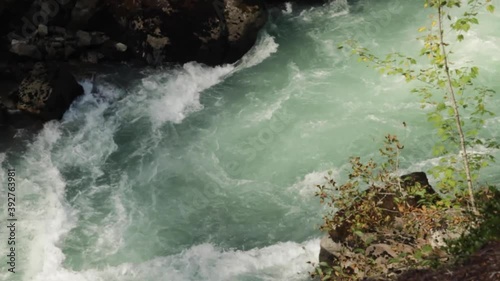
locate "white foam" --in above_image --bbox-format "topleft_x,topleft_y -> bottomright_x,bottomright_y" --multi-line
327,0 -> 350,18
365,114 -> 387,124
453,30 -> 500,68
12,83 -> 127,281
91,192 -> 128,257
56,82 -> 120,181
20,33 -> 280,281
288,170 -> 341,198
147,33 -> 278,128
283,2 -> 293,15
147,63 -> 234,126
13,122 -> 78,280
252,92 -> 291,122
28,238 -> 319,281
236,33 -> 279,70
298,0 -> 349,22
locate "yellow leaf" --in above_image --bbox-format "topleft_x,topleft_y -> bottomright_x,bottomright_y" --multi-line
418,27 -> 427,32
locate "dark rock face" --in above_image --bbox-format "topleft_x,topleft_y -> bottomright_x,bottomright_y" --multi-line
225,0 -> 268,63
1,0 -> 268,66
102,0 -> 268,65
0,0 -> 270,131
9,63 -> 83,121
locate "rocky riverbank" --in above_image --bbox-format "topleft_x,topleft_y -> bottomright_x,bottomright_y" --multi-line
0,0 -> 328,133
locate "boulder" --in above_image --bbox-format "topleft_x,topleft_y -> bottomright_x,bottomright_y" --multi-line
319,235 -> 343,265
37,24 -> 49,37
400,172 -> 433,191
400,171 -> 436,206
69,0 -> 101,29
224,0 -> 268,63
10,63 -> 83,121
10,40 -> 42,59
115,42 -> 127,52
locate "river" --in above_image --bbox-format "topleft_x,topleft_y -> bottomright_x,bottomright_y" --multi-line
1,0 -> 499,280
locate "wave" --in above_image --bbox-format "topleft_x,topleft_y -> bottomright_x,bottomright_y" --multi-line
30,238 -> 319,281
6,122 -> 78,281
143,32 -> 279,128
16,32 -> 280,281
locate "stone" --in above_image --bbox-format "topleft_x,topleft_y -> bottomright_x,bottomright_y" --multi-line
10,40 -> 42,59
115,42 -> 127,52
49,26 -> 67,35
0,96 -> 16,110
224,0 -> 268,63
70,0 -> 101,29
51,41 -> 64,48
11,63 -> 84,121
400,172 -> 436,206
319,235 -> 343,265
400,172 -> 433,191
81,51 -> 103,63
146,35 -> 169,50
90,32 -> 109,45
76,30 -> 92,46
37,24 -> 48,37
65,46 -> 76,58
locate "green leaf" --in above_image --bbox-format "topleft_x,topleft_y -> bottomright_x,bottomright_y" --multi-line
422,244 -> 433,253
487,5 -> 495,13
437,102 -> 447,111
471,66 -> 479,76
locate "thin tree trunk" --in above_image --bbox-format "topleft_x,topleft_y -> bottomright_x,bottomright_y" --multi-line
437,5 -> 478,215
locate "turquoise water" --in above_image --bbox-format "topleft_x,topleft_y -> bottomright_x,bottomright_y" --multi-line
1,1 -> 499,280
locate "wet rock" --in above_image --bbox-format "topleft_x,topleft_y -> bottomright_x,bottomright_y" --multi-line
75,30 -> 109,47
76,30 -> 92,46
37,24 -> 48,37
400,172 -> 433,191
115,42 -> 127,52
70,0 -> 101,29
2,0 -> 268,66
224,0 -> 268,63
64,45 -> 76,58
400,171 -> 436,206
80,51 -> 103,63
103,0 -> 267,65
49,26 -> 67,36
10,40 -> 42,59
146,35 -> 169,50
10,63 -> 83,121
319,235 -> 343,265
